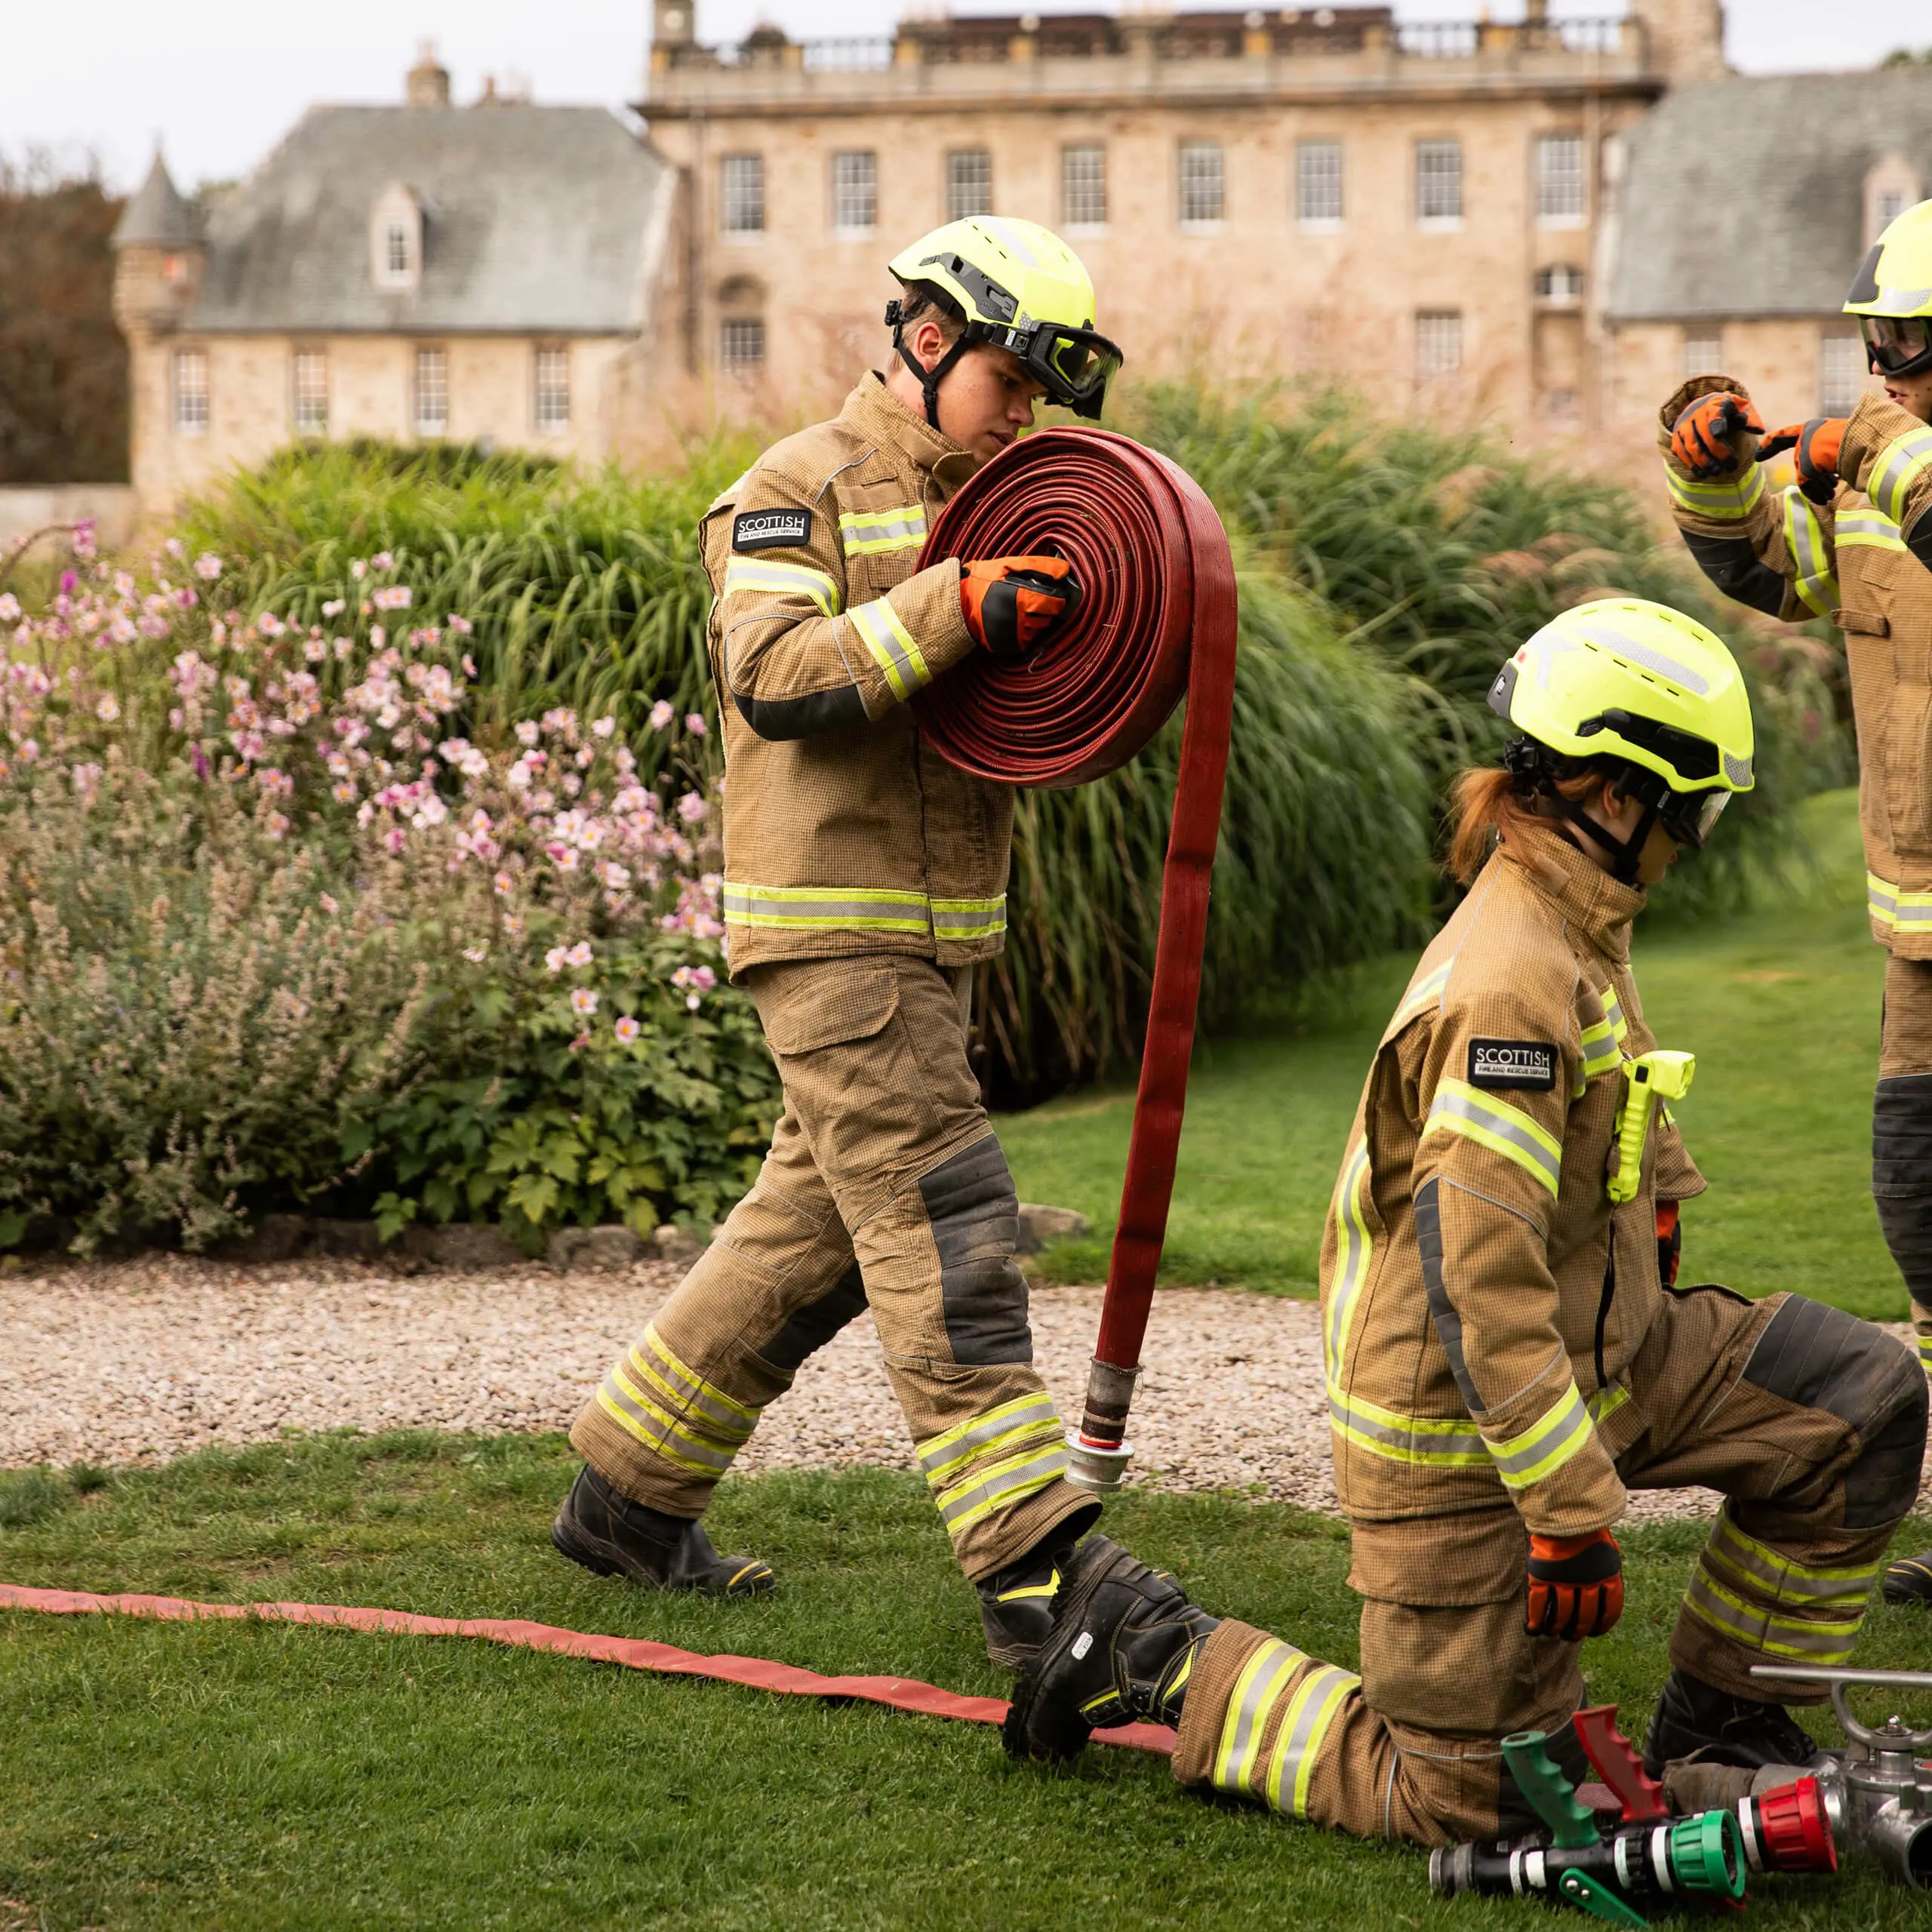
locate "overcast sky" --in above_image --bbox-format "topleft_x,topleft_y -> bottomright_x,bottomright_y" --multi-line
5,0 -> 1928,196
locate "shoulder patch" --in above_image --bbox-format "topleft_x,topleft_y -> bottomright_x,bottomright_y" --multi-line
1467,1038 -> 1558,1092
733,507 -> 813,552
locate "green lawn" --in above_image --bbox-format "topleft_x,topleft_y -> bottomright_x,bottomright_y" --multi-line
6,788 -> 1930,1930
2,1435 -> 1927,1932
1004,789 -> 1903,1316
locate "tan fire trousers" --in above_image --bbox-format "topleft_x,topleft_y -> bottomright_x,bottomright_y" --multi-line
569,954 -> 1094,1581
1875,953 -> 1932,1381
1170,1284 -> 1926,1847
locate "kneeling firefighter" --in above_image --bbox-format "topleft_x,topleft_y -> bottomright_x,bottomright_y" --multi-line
551,217 -> 1126,1667
1006,601 -> 1928,1846
1658,196 -> 1932,1602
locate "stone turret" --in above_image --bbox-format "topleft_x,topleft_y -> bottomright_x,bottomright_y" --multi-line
109,149 -> 203,340
653,0 -> 697,66
1629,0 -> 1727,85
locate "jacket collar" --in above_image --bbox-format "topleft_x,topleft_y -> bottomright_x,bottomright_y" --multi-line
1500,817 -> 1645,964
840,373 -> 980,497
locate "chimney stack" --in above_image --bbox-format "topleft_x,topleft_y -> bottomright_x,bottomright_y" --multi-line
408,40 -> 451,108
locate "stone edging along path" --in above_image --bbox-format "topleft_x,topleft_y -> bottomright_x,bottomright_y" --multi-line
3,1255 -> 1925,1521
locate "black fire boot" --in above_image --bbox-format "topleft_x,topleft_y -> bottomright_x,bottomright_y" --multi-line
1002,1535 -> 1220,1763
1641,1666 -> 1822,1778
550,1465 -> 774,1596
1883,1547 -> 1932,1604
976,1506 -> 1103,1671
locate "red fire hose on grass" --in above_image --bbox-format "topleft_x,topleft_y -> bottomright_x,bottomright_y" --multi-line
915,426 -> 1240,1489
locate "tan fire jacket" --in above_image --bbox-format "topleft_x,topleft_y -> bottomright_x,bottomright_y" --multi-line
1319,821 -> 1705,1537
1660,376 -> 1932,955
700,374 -> 1012,980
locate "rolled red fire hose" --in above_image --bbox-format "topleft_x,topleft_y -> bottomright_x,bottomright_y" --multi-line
915,426 -> 1239,1486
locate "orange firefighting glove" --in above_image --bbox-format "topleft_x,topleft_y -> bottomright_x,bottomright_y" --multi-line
960,555 -> 1082,661
1527,1529 -> 1625,1639
1669,392 -> 1765,477
1657,1200 -> 1681,1287
1756,418 -> 1847,506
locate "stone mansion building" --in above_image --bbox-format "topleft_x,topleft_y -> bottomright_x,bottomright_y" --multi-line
112,5 -> 1924,513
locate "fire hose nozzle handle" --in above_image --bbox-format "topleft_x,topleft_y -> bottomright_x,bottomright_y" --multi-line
1503,1730 -> 1602,1849
1574,1706 -> 1669,1824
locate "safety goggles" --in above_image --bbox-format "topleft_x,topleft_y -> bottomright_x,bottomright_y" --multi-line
972,318 -> 1124,420
1656,785 -> 1731,852
1862,315 -> 1932,378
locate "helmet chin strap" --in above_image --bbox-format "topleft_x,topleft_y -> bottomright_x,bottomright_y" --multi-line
890,315 -> 973,432
1546,791 -> 1657,888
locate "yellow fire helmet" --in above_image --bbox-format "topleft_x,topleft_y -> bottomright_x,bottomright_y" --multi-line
884,216 -> 1124,425
1486,598 -> 1755,882
1845,197 -> 1932,380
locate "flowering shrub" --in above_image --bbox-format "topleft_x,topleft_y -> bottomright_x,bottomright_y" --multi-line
0,532 -> 777,1252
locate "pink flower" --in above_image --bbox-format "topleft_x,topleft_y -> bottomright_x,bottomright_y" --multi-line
493,870 -> 514,897
95,694 -> 120,723
566,940 -> 594,967
685,712 -> 707,737
71,520 -> 97,561
515,721 -> 540,748
592,715 -> 617,739
320,894 -> 340,915
648,700 -> 674,731
371,585 -> 412,611
0,594 -> 18,623
463,946 -> 488,964
675,792 -> 708,825
321,598 -> 346,618
371,552 -> 395,572
447,614 -> 474,635
350,559 -> 368,580
614,1014 -> 641,1044
571,986 -> 599,1017
545,945 -> 569,973
195,552 -> 223,580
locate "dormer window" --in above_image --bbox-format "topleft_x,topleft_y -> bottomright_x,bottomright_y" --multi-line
1866,155 -> 1923,248
371,183 -> 424,292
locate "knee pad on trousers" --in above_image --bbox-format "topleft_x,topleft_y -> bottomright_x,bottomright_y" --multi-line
918,1134 -> 1032,1366
1743,1295 -> 1929,1529
758,1264 -> 869,1377
1872,1075 -> 1932,1301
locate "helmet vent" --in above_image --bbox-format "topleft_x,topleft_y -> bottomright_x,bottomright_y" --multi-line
1723,751 -> 1752,786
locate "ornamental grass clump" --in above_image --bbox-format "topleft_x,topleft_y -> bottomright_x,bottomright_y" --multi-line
0,536 -> 774,1253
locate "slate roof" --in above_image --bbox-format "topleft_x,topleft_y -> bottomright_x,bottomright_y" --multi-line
1608,69 -> 1932,323
112,151 -> 198,248
182,104 -> 665,334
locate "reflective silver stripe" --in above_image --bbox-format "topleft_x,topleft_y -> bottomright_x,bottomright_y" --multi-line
720,555 -> 842,618
1390,960 -> 1453,1029
596,1370 -> 740,1476
1705,1510 -> 1878,1607
934,1442 -> 1069,1531
1838,509 -> 1906,551
1782,487 -> 1840,618
1602,986 -> 1629,1043
838,506 -> 928,556
1487,1381 -> 1593,1490
1580,1019 -> 1620,1081
917,1392 -> 1062,1482
982,216 -> 1041,269
633,1325 -> 760,1437
1682,1566 -> 1864,1663
1423,1081 -> 1564,1196
1324,1142 -> 1374,1374
721,881 -> 933,935
1589,621 -> 1712,696
1872,427 -> 1932,526
1211,1638 -> 1305,1795
848,595 -> 931,701
1327,1386 -> 1489,1466
931,896 -> 1007,942
1265,1662 -> 1361,1819
1664,464 -> 1764,521
1870,872 -> 1900,926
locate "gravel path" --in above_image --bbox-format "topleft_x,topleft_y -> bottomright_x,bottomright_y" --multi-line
3,1257 -> 1924,1521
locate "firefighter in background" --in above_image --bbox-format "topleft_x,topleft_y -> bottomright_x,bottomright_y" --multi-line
549,217 -> 1127,1669
1660,196 -> 1932,1604
1004,603 -> 1927,1844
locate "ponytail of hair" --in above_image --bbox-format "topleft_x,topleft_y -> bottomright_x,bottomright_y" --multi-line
1446,761 -> 1613,885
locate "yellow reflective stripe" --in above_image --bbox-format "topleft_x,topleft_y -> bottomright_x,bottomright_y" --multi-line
721,555 -> 842,618
597,1367 -> 740,1478
1327,1384 -> 1491,1467
848,595 -> 931,702
1264,1663 -> 1360,1820
1837,508 -> 1907,552
1870,426 -> 1932,528
1665,462 -> 1764,521
1587,1382 -> 1632,1427
1324,1142 -> 1374,1377
1389,959 -> 1453,1032
636,1324 -> 760,1432
1704,1511 -> 1878,1609
1602,986 -> 1629,1044
1782,488 -> 1840,617
1918,1334 -> 1932,1377
1683,1566 -> 1865,1663
918,1392 -> 1064,1486
1869,871 -> 1932,932
1422,1079 -> 1563,1197
934,1441 -> 1069,1533
1488,1380 -> 1594,1491
1211,1638 -> 1305,1796
931,895 -> 1007,942
1579,1019 -> 1621,1084
721,881 -> 934,935
838,506 -> 928,555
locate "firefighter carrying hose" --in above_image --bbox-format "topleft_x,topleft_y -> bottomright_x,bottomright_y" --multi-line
1658,195 -> 1932,1604
550,217 -> 1126,1669
1004,601 -> 1928,1845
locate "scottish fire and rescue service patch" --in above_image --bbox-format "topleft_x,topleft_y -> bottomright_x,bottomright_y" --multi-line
1467,1039 -> 1557,1092
733,508 -> 813,552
